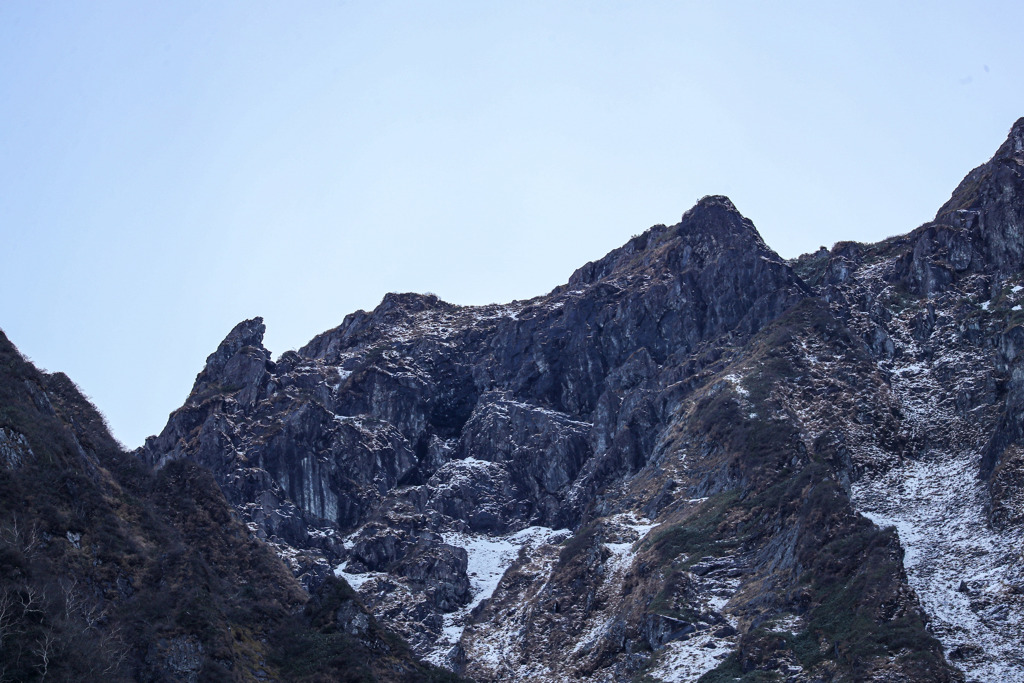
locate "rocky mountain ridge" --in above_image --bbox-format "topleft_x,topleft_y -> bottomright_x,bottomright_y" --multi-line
4,118 -> 1022,682
138,118 -> 1024,682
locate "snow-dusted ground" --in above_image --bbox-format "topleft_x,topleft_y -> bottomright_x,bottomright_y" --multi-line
723,373 -> 749,397
424,525 -> 570,666
334,562 -> 389,591
334,524 -> 570,668
648,630 -> 734,682
834,268 -> 1024,681
555,513 -> 742,683
460,533 -> 567,679
776,260 -> 1024,679
852,451 -> 1024,682
459,512 -> 695,682
570,513 -> 662,656
645,557 -> 742,683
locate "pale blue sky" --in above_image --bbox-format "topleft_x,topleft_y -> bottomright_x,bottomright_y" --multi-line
2,1 -> 1023,447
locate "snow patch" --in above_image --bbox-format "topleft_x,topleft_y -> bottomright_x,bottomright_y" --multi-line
429,457 -> 503,494
571,513 -> 662,655
610,511 -> 660,539
334,561 -> 388,591
852,453 -> 1024,683
723,373 -> 749,397
768,613 -> 803,634
423,526 -> 569,666
647,630 -> 733,682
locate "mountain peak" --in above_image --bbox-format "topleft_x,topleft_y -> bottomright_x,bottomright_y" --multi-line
376,292 -> 452,316
678,194 -> 768,247
63,117 -> 1024,682
567,195 -> 778,289
997,116 -> 1024,158
928,116 -> 1024,276
188,317 -> 270,404
215,317 -> 266,357
938,118 -> 1024,216
686,193 -> 739,216
200,316 -> 266,374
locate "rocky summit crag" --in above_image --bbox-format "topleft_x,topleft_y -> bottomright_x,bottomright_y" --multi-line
4,119 -> 1024,682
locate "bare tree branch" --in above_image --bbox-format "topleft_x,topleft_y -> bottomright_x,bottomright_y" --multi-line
32,627 -> 59,681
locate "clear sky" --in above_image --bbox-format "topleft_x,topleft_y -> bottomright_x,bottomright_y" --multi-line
2,1 -> 1023,448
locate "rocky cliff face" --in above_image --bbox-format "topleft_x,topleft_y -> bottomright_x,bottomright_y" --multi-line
139,119 -> 1024,682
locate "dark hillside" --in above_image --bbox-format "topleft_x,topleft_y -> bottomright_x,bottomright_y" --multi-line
0,331 -> 458,682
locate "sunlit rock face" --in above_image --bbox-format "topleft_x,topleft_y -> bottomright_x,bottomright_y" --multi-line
143,119 -> 1024,682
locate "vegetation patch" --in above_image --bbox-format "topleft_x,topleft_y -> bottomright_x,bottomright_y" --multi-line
270,576 -> 462,683
697,654 -> 780,682
557,520 -> 601,566
643,490 -> 741,568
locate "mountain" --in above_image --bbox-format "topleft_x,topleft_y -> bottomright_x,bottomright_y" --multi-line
0,332 -> 461,681
133,118 -> 1024,682
4,117 -> 1023,682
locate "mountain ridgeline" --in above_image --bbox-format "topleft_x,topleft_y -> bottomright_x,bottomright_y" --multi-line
3,118 -> 1024,682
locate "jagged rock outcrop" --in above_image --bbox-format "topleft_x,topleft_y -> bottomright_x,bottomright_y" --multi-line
0,331 -> 462,682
